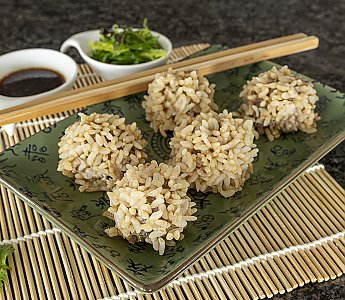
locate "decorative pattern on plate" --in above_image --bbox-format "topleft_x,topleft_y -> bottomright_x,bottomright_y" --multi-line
0,46 -> 344,292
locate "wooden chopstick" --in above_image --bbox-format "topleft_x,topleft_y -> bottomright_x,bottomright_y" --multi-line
0,34 -> 319,125
1,33 -> 307,111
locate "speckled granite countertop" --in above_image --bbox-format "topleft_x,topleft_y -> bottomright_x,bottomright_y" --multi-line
0,0 -> 344,298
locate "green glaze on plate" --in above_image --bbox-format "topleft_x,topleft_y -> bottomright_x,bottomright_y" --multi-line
0,46 -> 344,292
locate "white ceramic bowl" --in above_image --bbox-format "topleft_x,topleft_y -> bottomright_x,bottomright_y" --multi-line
0,48 -> 78,110
0,48 -> 78,136
60,29 -> 172,80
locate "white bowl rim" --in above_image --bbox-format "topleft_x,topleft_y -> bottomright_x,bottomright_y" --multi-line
0,48 -> 78,100
65,29 -> 173,69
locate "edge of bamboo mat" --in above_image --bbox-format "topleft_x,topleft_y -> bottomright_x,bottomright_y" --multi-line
0,34 -> 319,125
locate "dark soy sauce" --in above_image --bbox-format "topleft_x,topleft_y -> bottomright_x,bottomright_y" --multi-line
0,68 -> 65,97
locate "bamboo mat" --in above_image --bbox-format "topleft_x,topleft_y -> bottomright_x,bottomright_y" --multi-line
0,44 -> 344,300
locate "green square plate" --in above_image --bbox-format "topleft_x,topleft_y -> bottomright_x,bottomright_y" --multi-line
0,46 -> 344,292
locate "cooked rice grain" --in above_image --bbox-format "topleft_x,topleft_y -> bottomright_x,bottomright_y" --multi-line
170,110 -> 258,197
142,68 -> 218,136
239,65 -> 320,141
105,161 -> 197,255
57,113 -> 147,192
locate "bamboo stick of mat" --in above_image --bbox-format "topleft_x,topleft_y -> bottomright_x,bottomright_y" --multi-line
0,34 -> 319,125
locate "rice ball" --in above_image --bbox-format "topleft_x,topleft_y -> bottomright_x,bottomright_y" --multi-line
104,161 -> 197,255
239,65 -> 320,141
142,68 -> 218,136
170,110 -> 258,197
57,113 -> 147,192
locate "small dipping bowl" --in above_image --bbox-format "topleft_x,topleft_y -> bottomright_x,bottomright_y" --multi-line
0,48 -> 78,135
60,29 -> 172,80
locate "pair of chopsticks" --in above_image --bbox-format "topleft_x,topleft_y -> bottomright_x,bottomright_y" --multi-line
0,33 -> 318,126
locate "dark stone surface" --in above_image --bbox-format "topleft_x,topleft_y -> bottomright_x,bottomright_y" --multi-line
0,0 -> 344,298
273,276 -> 345,300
